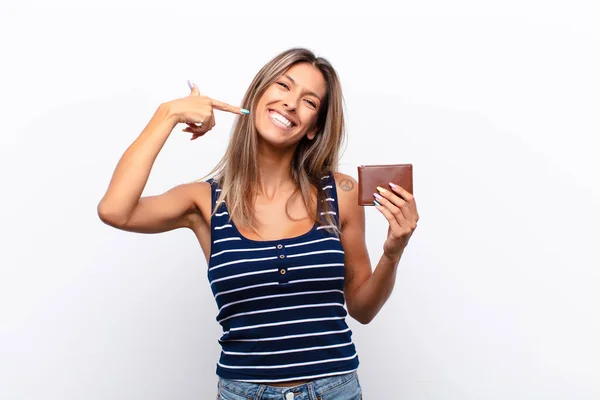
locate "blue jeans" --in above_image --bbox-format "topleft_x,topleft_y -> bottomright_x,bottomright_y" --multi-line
216,371 -> 362,400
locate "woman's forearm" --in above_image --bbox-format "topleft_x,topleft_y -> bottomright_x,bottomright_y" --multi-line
97,103 -> 179,225
348,251 -> 403,324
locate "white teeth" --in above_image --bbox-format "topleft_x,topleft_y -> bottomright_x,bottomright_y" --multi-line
270,111 -> 292,128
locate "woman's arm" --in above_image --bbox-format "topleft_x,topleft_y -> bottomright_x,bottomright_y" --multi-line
97,102 -> 209,234
335,172 -> 418,324
98,83 -> 246,234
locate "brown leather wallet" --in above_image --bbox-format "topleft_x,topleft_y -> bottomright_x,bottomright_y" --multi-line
357,164 -> 413,206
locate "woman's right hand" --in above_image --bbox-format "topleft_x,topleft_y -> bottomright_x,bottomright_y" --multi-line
167,81 -> 248,140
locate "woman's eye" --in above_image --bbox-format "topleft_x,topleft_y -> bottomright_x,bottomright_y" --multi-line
277,82 -> 289,90
305,99 -> 317,108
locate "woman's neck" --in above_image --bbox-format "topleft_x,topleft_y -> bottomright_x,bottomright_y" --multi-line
255,143 -> 298,201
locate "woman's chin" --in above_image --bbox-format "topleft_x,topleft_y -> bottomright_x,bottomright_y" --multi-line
256,130 -> 300,149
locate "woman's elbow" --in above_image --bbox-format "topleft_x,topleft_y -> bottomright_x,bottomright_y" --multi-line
349,308 -> 375,325
97,201 -> 128,228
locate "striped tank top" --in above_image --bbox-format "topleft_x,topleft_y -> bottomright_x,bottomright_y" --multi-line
205,173 -> 360,383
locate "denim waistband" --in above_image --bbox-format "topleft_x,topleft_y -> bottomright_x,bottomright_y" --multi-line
218,370 -> 361,400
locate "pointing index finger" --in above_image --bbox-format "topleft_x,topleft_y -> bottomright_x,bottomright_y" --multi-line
210,98 -> 250,116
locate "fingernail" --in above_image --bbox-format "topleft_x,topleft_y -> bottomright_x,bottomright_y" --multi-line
241,108 -> 250,115
373,193 -> 382,200
374,200 -> 381,207
389,182 -> 398,189
376,186 -> 387,194
187,80 -> 194,90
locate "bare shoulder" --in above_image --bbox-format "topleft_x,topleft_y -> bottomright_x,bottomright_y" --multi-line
332,172 -> 360,228
183,179 -> 212,198
181,180 -> 213,226
332,172 -> 358,196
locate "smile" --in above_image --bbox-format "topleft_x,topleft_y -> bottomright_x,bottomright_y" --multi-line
268,110 -> 296,130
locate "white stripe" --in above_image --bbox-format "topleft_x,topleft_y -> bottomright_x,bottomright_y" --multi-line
213,237 -> 242,244
210,269 -> 278,285
322,185 -> 333,190
287,263 -> 344,272
215,189 -> 222,192
285,237 -> 340,248
320,211 -> 337,215
219,289 -> 343,312
326,198 -> 335,202
321,176 -> 330,179
214,224 -> 232,230
235,368 -> 358,383
288,277 -> 344,284
218,354 -> 357,369
286,250 -> 344,259
219,303 -> 344,323
215,282 -> 279,299
215,211 -> 229,217
222,341 -> 353,356
209,256 -> 278,272
212,246 -> 276,258
316,225 -> 339,231
230,316 -> 345,332
220,328 -> 351,342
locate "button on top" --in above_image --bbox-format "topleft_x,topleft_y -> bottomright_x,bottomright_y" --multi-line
285,393 -> 294,400
277,244 -> 283,250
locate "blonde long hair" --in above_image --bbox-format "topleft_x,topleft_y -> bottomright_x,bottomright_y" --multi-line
203,48 -> 346,237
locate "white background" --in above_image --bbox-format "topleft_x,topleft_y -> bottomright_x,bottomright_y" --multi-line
1,1 -> 599,399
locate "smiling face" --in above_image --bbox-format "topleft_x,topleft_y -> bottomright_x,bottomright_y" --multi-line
254,62 -> 328,148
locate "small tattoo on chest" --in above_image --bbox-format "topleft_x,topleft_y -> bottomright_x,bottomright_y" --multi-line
339,179 -> 354,192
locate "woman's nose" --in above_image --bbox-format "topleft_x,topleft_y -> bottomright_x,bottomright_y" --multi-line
282,102 -> 297,112
282,94 -> 299,111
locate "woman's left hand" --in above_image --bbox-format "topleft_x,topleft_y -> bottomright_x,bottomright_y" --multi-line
373,183 -> 419,260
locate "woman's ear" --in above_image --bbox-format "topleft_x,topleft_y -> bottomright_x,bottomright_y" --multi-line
306,126 -> 319,141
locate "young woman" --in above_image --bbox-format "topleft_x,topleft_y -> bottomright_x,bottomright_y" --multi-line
98,47 -> 419,399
